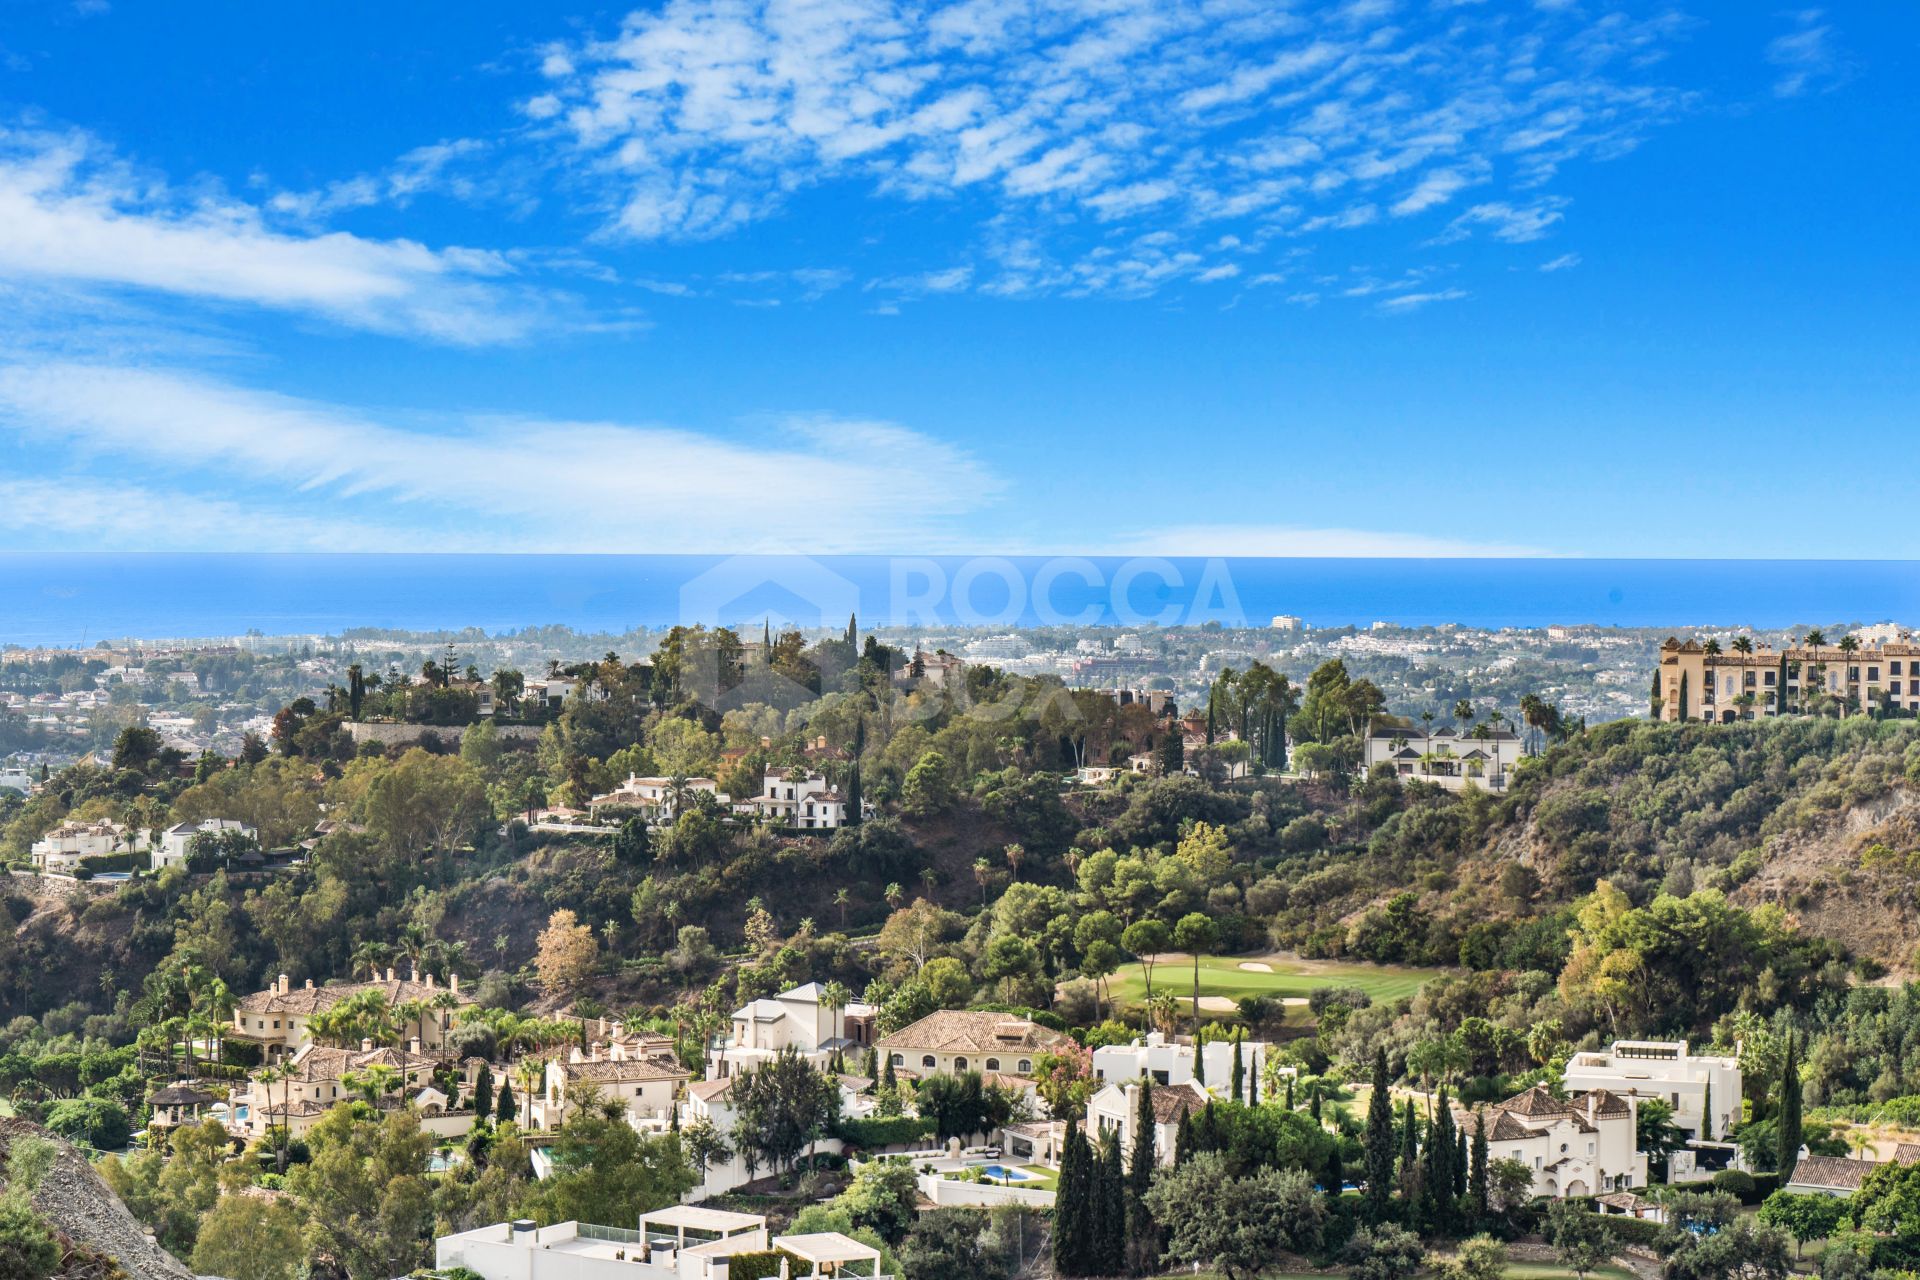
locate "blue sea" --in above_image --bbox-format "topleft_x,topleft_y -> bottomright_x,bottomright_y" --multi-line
2,553 -> 1918,646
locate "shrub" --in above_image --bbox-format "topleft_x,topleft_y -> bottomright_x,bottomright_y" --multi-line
1711,1168 -> 1758,1200
834,1116 -> 936,1150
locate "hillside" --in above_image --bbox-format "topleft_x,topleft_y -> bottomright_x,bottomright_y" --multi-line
0,1118 -> 194,1280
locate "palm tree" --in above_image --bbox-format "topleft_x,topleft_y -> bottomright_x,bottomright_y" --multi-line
1731,636 -> 1754,655
1703,638 -> 1722,656
1004,843 -> 1025,880
833,887 -> 851,929
515,1058 -> 544,1129
257,1062 -> 295,1173
1804,630 -> 1827,712
1452,699 -> 1473,730
1420,708 -> 1435,740
972,857 -> 992,907
883,882 -> 904,912
429,990 -> 461,1048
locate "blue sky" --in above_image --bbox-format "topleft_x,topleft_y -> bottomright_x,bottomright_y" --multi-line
0,0 -> 1912,557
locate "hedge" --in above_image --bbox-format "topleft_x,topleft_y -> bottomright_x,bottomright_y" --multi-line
835,1116 -> 936,1149
726,1249 -> 803,1280
1598,1215 -> 1666,1247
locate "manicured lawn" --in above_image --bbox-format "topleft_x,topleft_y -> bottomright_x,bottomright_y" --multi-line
1110,952 -> 1437,1012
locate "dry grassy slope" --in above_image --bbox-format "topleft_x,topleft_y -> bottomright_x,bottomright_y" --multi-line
1731,787 -> 1920,971
1471,778 -> 1920,972
0,1117 -> 194,1280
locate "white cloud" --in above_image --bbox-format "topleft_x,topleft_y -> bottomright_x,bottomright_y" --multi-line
1767,10 -> 1849,99
1538,251 -> 1581,271
0,360 -> 1004,552
1196,264 -> 1241,282
527,0 -> 1691,297
1441,199 -> 1566,243
0,477 -> 416,552
0,127 -> 549,343
1101,522 -> 1548,557
1377,287 -> 1467,312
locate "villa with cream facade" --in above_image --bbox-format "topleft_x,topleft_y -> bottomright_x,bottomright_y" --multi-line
229,965 -> 472,1059
708,982 -> 876,1080
1475,1084 -> 1645,1199
1657,634 -> 1920,722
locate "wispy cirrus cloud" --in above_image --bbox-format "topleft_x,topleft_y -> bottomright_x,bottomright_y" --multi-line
1767,10 -> 1850,99
0,360 -> 1003,552
0,125 -> 557,344
525,0 -> 1695,298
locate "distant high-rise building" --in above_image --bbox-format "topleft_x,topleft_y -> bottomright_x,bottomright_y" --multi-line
1270,615 -> 1304,632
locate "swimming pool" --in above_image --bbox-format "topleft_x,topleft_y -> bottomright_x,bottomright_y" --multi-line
977,1164 -> 1038,1182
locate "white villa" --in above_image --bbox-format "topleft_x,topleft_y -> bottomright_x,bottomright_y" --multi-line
30,819 -> 147,874
1474,1085 -> 1645,1199
1091,1032 -> 1280,1097
1087,1080 -> 1210,1168
436,1211 -> 887,1280
154,818 -> 256,870
531,1043 -> 689,1134
680,1074 -> 864,1200
233,1038 -> 446,1140
1563,1039 -> 1743,1142
1365,723 -> 1523,793
875,1011 -> 1072,1082
708,982 -> 876,1080
734,771 -> 869,830
589,775 -> 726,824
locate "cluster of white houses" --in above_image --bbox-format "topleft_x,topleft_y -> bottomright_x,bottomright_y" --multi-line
30,816 -> 262,874
583,770 -> 872,831
1362,724 -> 1525,794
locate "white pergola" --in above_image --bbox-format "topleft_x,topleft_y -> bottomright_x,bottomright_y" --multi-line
638,1204 -> 767,1254
775,1232 -> 885,1277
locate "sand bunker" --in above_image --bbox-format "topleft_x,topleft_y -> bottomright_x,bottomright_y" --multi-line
1197,996 -> 1239,1013
1237,962 -> 1275,973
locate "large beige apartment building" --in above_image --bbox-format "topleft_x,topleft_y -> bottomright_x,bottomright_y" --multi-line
1656,634 -> 1920,723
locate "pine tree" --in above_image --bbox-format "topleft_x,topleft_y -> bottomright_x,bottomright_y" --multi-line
1364,1048 -> 1395,1221
473,1062 -> 494,1120
1469,1109 -> 1489,1220
1778,1034 -> 1804,1185
1230,1035 -> 1245,1103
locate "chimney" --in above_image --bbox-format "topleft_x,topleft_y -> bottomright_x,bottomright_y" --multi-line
410,961 -> 420,983
361,1038 -> 373,1052
449,972 -> 459,994
277,973 -> 290,994
426,972 -> 436,989
1588,1094 -> 1597,1124
410,1037 -> 422,1055
385,966 -> 395,983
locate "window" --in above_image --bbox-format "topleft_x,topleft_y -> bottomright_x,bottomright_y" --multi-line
953,1057 -> 969,1071
1018,1060 -> 1033,1074
1870,667 -> 1881,682
986,1058 -> 1001,1072
890,1054 -> 904,1068
922,1055 -> 936,1069
1896,661 -> 1905,676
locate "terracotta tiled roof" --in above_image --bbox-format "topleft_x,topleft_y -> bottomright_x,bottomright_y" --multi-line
1788,1156 -> 1879,1192
875,1011 -> 1072,1056
282,1043 -> 437,1083
688,1078 -> 735,1103
560,1057 -> 688,1084
1488,1112 -> 1539,1143
235,974 -> 473,1017
1894,1143 -> 1920,1165
1149,1082 -> 1210,1124
149,1084 -> 216,1106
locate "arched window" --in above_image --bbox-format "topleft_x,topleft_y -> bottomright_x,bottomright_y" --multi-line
985,1058 -> 1001,1072
922,1055 -> 936,1070
890,1054 -> 904,1068
1017,1059 -> 1032,1074
953,1057 -> 969,1071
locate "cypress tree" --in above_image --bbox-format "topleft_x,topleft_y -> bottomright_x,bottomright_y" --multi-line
1702,1079 -> 1713,1141
1364,1048 -> 1395,1221
1173,1110 -> 1194,1166
1101,1132 -> 1127,1275
1247,1061 -> 1259,1108
1777,652 -> 1789,716
882,1053 -> 896,1091
846,612 -> 858,648
1453,1126 -> 1468,1198
1778,1034 -> 1804,1185
1127,1081 -> 1158,1273
495,1079 -> 514,1124
1469,1109 -> 1489,1219
1054,1120 -> 1084,1276
1230,1035 -> 1244,1103
1678,671 -> 1690,721
1399,1097 -> 1418,1177
1086,1129 -> 1113,1276
1192,1035 -> 1205,1086
1651,669 -> 1663,719
1325,1142 -> 1345,1193
1310,1090 -> 1322,1122
844,761 -> 863,827
472,1063 -> 493,1120
1423,1088 -> 1454,1233
1285,1076 -> 1295,1111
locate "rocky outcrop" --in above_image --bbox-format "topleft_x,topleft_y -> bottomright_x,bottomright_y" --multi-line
0,1118 -> 193,1280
